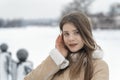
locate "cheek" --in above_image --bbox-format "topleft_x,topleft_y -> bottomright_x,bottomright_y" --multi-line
80,40 -> 84,48
81,39 -> 85,45
63,37 -> 68,45
81,42 -> 84,47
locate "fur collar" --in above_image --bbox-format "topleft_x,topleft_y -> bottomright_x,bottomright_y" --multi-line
70,49 -> 104,62
92,49 -> 103,59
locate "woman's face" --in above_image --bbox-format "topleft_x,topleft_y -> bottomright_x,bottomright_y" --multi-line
62,23 -> 84,53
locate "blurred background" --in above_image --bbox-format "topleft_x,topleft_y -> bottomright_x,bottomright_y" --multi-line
0,0 -> 120,80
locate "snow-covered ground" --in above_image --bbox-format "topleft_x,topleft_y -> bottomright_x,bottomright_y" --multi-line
0,26 -> 120,80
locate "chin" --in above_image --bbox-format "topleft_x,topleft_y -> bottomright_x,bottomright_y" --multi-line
70,49 -> 80,53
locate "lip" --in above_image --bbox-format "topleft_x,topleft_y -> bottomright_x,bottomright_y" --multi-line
69,43 -> 77,47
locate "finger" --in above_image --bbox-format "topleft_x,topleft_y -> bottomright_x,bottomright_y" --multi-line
55,35 -> 60,48
56,35 -> 62,43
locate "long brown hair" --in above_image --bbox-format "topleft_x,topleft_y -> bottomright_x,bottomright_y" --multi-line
56,11 -> 98,80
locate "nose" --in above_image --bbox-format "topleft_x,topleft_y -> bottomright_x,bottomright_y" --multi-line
68,34 -> 75,41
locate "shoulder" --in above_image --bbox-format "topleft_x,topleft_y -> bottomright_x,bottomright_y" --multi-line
92,48 -> 109,70
92,59 -> 109,80
93,59 -> 109,75
93,59 -> 108,68
26,61 -> 33,64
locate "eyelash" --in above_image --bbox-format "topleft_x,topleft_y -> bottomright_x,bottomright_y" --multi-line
74,31 -> 79,34
63,31 -> 79,37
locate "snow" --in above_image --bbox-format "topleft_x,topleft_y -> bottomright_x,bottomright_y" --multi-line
0,26 -> 120,80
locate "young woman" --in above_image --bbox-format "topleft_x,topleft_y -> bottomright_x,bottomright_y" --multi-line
24,11 -> 109,80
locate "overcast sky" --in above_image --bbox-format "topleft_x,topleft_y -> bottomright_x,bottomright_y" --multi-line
0,0 -> 120,19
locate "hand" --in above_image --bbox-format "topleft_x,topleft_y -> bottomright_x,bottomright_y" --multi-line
55,35 -> 68,57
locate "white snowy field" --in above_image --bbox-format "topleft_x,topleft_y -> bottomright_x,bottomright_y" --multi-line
0,26 -> 120,80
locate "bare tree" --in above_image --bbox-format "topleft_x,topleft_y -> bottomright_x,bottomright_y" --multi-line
61,0 -> 95,16
109,3 -> 120,16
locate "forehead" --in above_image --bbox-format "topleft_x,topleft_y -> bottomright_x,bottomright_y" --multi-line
62,23 -> 77,31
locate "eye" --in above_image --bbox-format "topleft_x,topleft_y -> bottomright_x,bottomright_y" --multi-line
63,32 -> 69,37
74,30 -> 79,35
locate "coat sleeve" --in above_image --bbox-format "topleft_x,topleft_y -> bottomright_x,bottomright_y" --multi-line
24,56 -> 60,80
91,59 -> 109,80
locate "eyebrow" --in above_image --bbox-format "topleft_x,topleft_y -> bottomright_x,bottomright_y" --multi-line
63,29 -> 78,32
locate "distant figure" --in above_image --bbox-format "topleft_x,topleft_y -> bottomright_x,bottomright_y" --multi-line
11,59 -> 17,80
16,49 -> 33,80
0,43 -> 12,80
